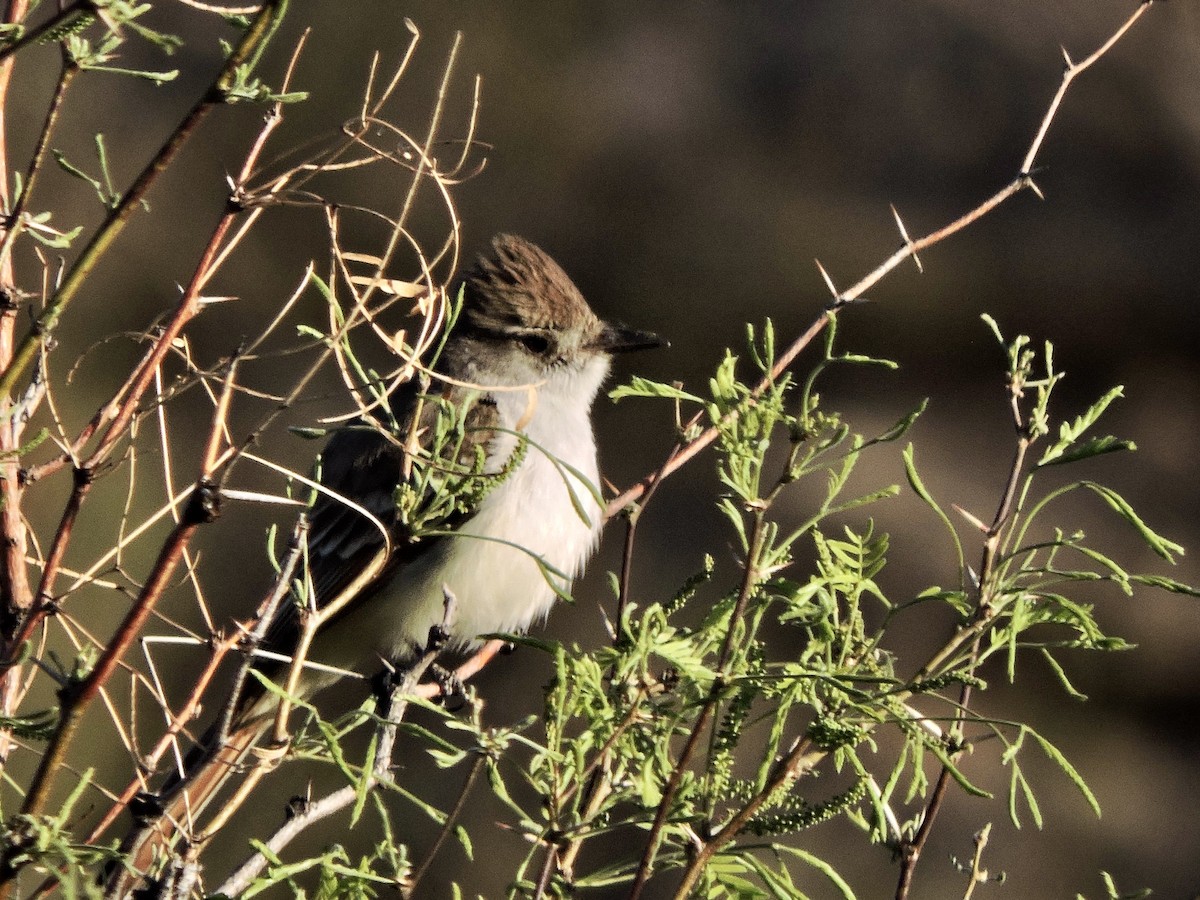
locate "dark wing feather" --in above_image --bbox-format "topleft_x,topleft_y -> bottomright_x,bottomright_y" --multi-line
260,381 -> 498,659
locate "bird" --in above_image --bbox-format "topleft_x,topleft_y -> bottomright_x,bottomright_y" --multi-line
115,234 -> 663,887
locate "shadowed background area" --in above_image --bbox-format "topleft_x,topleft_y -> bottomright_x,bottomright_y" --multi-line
5,1 -> 1199,897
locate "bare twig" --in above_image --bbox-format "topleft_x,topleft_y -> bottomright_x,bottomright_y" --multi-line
213,593 -> 456,897
960,824 -> 996,900
604,1 -> 1154,525
0,53 -> 78,274
10,366 -> 239,837
406,753 -> 485,896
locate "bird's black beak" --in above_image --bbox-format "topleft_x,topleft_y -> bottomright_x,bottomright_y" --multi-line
593,322 -> 667,354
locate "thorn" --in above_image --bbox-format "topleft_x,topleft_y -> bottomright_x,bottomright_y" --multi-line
814,258 -> 839,300
1025,177 -> 1045,201
952,503 -> 989,534
966,565 -> 981,590
1060,45 -> 1074,70
891,203 -> 923,273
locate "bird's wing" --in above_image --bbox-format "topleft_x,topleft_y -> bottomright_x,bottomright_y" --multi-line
260,380 -> 500,660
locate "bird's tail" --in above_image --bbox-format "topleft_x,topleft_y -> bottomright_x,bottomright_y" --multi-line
109,714 -> 271,896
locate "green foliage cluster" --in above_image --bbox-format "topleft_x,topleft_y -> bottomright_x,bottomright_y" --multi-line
222,316 -> 1191,898
444,315 -> 1191,898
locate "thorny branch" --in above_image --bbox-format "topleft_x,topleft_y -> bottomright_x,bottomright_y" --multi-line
603,1 -> 1155,524
615,5 -> 1154,896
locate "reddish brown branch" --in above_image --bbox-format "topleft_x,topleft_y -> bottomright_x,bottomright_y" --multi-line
0,0 -> 288,401
0,0 -> 33,761
82,627 -> 242,846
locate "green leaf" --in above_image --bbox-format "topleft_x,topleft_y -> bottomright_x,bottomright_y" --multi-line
454,824 -> 473,860
85,64 -> 179,84
1130,574 -> 1200,597
865,399 -> 927,446
0,709 -> 59,741
1083,481 -> 1184,562
1038,435 -> 1134,468
24,220 -> 83,249
1040,648 -> 1088,700
288,425 -> 330,439
1037,386 -> 1125,467
52,149 -> 104,194
902,444 -> 965,582
1030,730 -> 1101,819
609,376 -> 701,404
924,738 -> 990,798
773,846 -> 857,900
980,313 -> 1005,345
1018,763 -> 1043,829
834,352 -> 898,370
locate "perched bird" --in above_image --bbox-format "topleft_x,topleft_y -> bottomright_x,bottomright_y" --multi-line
117,234 -> 662,885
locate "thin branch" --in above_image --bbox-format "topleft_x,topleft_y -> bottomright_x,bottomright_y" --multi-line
0,0 -> 34,757
671,736 -> 826,899
0,53 -> 79,274
213,597 -> 455,897
604,0 -> 1153,524
1019,2 -> 1152,176
406,753 -> 485,896
629,513 -> 767,899
959,824 -> 995,900
0,0 -> 289,401
894,432 -> 1031,899
213,521 -> 307,745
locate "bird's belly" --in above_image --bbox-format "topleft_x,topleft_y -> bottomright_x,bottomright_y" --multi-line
311,448 -> 602,673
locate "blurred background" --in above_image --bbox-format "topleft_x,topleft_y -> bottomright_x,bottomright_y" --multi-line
4,1 -> 1199,897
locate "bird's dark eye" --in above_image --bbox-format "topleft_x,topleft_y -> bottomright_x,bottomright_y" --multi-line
516,332 -> 551,355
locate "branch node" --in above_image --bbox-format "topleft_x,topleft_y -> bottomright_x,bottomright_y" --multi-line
891,204 -> 924,273
1019,173 -> 1046,201
183,479 -> 222,525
